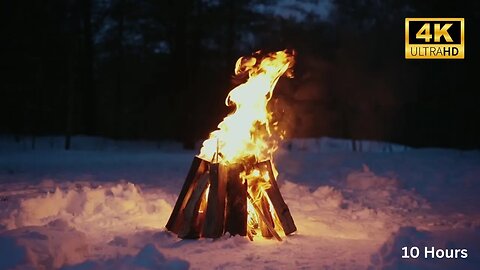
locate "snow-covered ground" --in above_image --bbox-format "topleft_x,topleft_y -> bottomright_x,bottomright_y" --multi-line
0,136 -> 479,270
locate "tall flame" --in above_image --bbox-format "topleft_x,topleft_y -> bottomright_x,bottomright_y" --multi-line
198,50 -> 294,164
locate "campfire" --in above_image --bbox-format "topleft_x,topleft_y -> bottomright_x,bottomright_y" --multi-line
166,50 -> 296,241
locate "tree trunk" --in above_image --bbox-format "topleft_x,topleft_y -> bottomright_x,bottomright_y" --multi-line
65,37 -> 78,150
225,0 -> 236,69
172,2 -> 191,148
115,0 -> 125,139
81,0 -> 96,135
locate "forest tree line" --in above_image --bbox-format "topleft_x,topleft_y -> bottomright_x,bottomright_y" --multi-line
1,0 -> 479,149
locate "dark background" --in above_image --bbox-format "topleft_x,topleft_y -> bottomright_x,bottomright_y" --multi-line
1,0 -> 479,150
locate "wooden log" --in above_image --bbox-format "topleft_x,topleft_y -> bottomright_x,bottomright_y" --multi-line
257,160 -> 297,235
247,230 -> 254,241
225,164 -> 247,236
246,192 -> 282,241
202,163 -> 227,238
196,192 -> 208,232
166,157 -> 208,233
177,172 -> 209,239
260,196 -> 274,238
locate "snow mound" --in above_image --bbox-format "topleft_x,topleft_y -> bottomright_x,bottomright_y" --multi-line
63,243 -> 189,270
343,165 -> 428,213
0,235 -> 26,270
346,164 -> 398,190
1,182 -> 172,243
0,219 -> 88,270
369,226 -> 480,270
279,165 -> 429,241
280,180 -> 389,240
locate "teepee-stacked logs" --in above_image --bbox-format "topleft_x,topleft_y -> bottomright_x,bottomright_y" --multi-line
165,157 -> 296,240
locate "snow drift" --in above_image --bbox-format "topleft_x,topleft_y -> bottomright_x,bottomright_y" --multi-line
0,136 -> 478,269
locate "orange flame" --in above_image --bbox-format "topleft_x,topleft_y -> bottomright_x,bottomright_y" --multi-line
242,169 -> 272,231
197,50 -> 294,239
198,50 -> 295,164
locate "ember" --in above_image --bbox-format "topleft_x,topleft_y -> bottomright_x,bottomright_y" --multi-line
166,50 -> 296,240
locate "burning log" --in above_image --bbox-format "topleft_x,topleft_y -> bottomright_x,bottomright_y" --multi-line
177,172 -> 209,239
260,196 -> 274,238
202,163 -> 227,238
166,157 -> 208,234
257,160 -> 297,235
166,158 -> 296,241
246,192 -> 282,241
166,50 -> 297,241
225,164 -> 248,236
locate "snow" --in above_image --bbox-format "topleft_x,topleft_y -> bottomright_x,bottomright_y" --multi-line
370,226 -> 480,269
0,135 -> 479,269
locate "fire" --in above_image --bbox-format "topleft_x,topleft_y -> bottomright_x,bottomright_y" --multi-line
198,185 -> 210,214
187,50 -> 295,240
198,50 -> 294,164
242,169 -> 273,235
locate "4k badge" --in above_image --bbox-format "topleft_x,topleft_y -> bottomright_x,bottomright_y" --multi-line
405,18 -> 464,59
